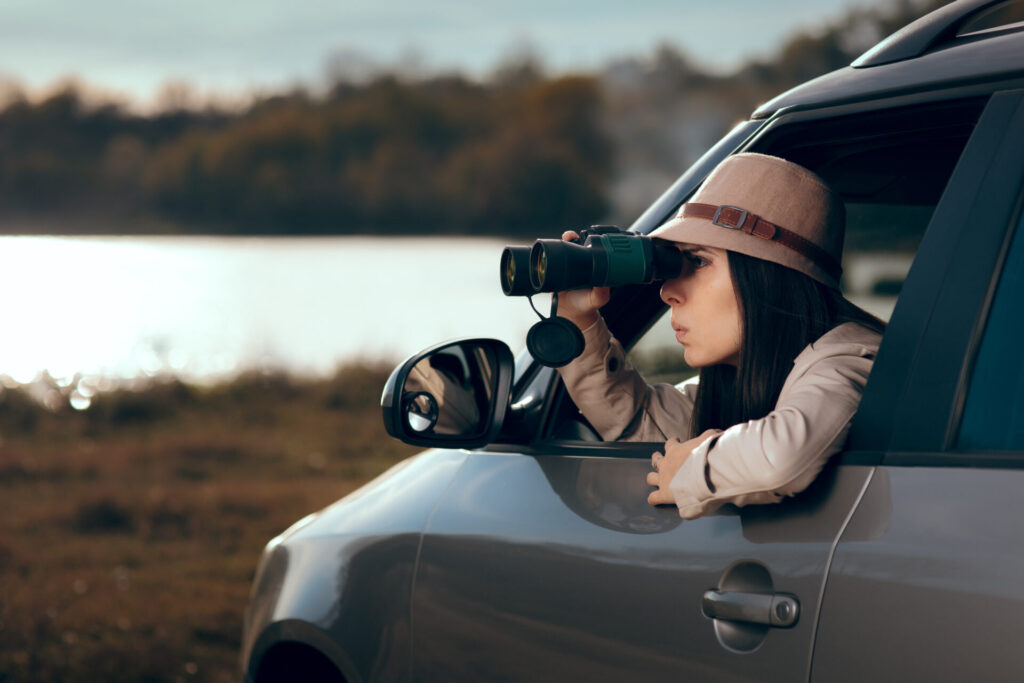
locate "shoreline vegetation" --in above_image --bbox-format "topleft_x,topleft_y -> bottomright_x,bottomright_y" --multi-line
0,362 -> 420,682
0,1 -> 943,239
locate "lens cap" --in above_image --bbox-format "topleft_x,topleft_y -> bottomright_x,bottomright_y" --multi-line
526,317 -> 585,367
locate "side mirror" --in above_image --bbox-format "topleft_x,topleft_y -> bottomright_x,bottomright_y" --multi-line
381,338 -> 515,448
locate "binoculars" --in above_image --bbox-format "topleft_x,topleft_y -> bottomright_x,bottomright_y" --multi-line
500,226 -> 684,296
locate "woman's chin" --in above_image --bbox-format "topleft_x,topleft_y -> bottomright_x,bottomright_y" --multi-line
684,349 -> 736,369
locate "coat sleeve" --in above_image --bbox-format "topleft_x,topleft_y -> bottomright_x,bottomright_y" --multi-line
668,346 -> 875,520
557,317 -> 697,442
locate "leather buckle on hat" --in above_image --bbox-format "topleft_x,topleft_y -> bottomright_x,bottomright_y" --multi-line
712,205 -> 748,230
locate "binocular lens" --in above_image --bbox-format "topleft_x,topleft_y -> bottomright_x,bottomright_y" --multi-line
534,249 -> 547,290
499,246 -> 536,296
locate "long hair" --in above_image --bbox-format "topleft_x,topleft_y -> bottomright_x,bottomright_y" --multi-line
689,251 -> 886,438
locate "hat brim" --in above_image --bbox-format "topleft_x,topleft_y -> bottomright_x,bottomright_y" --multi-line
651,215 -> 840,289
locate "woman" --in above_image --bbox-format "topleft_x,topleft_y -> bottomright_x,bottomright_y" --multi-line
556,153 -> 885,519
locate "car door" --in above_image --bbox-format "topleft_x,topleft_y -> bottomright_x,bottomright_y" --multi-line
810,89 -> 1024,681
410,445 -> 869,683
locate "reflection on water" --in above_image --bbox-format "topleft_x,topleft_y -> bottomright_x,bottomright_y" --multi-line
0,236 -> 538,387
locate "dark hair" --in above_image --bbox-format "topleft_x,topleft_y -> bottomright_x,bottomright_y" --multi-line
689,251 -> 886,438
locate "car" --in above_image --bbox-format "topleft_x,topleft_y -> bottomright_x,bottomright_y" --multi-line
241,1 -> 1024,680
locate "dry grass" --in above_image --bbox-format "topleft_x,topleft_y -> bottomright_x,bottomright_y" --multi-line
0,363 -> 419,682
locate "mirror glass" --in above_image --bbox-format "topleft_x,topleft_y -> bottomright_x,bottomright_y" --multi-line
404,392 -> 438,432
401,342 -> 499,437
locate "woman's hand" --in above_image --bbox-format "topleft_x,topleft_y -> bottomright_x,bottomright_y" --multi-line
647,430 -> 721,506
555,230 -> 610,330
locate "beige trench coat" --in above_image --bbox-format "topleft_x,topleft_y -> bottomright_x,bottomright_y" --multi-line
558,318 -> 882,519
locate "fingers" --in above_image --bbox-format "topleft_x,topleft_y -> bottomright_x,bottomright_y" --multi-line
558,288 -> 602,329
647,451 -> 675,507
554,232 -> 607,329
647,489 -> 674,506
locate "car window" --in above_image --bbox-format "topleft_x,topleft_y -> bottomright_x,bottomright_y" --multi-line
628,98 -> 985,385
956,209 -> 1024,451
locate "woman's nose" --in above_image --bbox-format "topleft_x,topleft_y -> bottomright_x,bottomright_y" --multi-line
660,255 -> 694,305
660,277 -> 686,306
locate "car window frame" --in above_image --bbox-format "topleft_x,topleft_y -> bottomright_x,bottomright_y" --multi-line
509,86 -> 1024,460
846,87 -> 1024,468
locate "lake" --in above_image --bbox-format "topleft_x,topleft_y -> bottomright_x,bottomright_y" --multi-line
0,235 -> 904,395
0,236 -> 541,388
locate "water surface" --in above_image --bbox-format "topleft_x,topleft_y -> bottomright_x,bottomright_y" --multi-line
0,236 -> 540,386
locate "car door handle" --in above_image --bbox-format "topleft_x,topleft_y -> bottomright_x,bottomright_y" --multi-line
701,590 -> 800,628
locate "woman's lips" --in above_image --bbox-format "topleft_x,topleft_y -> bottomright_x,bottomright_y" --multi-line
672,323 -> 688,343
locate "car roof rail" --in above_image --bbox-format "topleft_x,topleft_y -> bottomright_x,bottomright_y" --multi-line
853,0 -> 1011,68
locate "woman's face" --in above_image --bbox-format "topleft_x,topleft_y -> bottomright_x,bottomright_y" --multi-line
659,244 -> 743,367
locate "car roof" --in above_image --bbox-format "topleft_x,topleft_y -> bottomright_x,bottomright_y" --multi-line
753,0 -> 1024,119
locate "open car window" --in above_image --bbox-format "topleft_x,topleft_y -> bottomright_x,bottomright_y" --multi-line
567,97 -> 989,433
627,97 -> 987,388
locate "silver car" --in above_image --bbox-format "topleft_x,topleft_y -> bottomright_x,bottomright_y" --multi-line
243,1 -> 1024,680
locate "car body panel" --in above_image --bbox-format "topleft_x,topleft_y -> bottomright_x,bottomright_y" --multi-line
754,28 -> 1024,119
412,450 -> 875,682
812,466 -> 1024,681
242,449 -> 468,683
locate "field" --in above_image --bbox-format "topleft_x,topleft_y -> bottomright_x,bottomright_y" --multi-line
0,363 -> 418,682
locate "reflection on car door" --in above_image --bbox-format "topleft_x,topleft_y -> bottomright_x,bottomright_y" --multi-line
411,445 -> 873,682
811,90 -> 1024,682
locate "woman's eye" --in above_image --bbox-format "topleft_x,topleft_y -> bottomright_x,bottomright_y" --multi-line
684,252 -> 709,269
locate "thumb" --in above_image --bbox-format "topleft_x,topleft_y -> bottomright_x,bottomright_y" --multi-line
647,489 -> 675,506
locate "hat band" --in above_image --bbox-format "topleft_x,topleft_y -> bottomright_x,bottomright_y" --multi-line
680,203 -> 842,281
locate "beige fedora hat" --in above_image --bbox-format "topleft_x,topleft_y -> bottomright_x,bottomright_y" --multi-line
651,152 -> 845,289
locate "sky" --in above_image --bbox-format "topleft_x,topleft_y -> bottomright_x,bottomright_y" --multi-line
0,0 -> 878,107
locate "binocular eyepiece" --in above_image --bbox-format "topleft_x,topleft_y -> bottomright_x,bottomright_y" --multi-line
500,225 -> 684,296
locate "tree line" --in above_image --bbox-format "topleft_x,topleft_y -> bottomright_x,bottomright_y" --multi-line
0,0 -> 946,237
